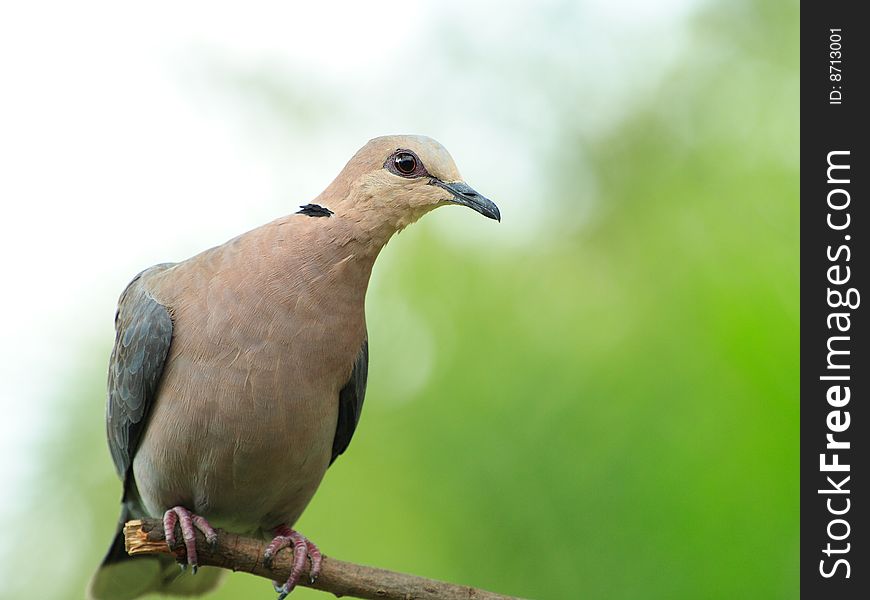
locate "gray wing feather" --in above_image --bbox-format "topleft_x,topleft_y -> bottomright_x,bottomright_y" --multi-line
106,265 -> 174,478
330,338 -> 369,464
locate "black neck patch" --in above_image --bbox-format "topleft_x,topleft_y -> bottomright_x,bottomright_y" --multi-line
296,204 -> 334,218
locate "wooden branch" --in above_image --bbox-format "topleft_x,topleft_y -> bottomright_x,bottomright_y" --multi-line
124,519 -> 521,600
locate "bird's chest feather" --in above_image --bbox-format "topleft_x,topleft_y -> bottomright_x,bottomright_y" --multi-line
134,276 -> 366,532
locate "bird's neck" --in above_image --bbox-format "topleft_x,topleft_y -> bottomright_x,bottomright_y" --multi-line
263,189 -> 432,306
312,180 -> 434,254
256,215 -> 383,312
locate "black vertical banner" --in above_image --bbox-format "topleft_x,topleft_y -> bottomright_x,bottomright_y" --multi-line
802,3 -> 869,599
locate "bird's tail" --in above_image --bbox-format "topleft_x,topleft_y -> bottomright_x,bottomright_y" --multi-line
88,509 -> 223,600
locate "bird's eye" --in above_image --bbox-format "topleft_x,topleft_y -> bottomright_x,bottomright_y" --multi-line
394,152 -> 417,175
384,149 -> 427,178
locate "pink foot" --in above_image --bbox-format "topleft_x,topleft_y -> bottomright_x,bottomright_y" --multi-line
263,525 -> 322,599
163,506 -> 218,573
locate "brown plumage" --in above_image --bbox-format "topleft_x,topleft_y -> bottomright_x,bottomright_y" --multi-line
89,135 -> 500,600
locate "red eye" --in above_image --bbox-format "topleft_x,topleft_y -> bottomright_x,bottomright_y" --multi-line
394,152 -> 417,175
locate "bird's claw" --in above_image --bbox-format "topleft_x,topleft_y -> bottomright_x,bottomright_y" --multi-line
163,506 -> 218,572
264,526 -> 322,597
263,546 -> 280,570
276,583 -> 290,600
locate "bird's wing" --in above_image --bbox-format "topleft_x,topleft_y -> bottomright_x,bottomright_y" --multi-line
106,264 -> 174,479
330,338 -> 369,464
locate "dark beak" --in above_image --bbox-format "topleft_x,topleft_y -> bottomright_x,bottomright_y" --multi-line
430,179 -> 501,222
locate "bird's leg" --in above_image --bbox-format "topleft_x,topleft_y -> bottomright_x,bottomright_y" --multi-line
263,524 -> 323,599
163,506 -> 218,573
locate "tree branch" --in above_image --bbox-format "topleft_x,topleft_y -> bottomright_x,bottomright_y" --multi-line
123,519 -> 521,600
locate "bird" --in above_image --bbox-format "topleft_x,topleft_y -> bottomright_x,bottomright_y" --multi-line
88,135 -> 500,600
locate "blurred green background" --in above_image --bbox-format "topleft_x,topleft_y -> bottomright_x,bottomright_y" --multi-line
0,0 -> 797,598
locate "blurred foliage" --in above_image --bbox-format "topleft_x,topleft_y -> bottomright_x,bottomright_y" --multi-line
1,0 -> 797,598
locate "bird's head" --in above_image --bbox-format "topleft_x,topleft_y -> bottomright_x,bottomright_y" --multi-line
324,135 -> 500,237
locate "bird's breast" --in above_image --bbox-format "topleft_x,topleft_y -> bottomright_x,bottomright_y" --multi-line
134,260 -> 367,534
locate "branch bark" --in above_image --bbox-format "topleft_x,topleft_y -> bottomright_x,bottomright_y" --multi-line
123,519 -> 521,600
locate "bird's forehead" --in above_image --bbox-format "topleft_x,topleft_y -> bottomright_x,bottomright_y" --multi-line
364,135 -> 462,180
